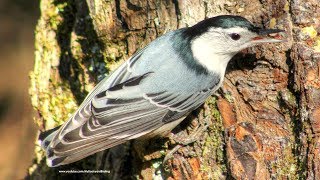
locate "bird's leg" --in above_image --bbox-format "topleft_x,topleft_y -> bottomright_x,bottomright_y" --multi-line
170,123 -> 209,145
163,122 -> 209,164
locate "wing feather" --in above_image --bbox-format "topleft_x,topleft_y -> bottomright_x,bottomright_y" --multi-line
44,44 -> 218,166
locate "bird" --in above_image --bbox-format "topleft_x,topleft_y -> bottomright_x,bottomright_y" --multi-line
39,15 -> 285,167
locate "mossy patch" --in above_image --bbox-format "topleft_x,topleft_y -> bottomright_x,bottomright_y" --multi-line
200,96 -> 227,179
269,144 -> 299,179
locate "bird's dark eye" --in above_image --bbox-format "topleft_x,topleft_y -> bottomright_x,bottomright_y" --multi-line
229,33 -> 241,40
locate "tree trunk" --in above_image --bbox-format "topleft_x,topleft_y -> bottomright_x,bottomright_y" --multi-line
27,0 -> 320,179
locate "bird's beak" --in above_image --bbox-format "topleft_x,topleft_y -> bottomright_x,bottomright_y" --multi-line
251,28 -> 286,43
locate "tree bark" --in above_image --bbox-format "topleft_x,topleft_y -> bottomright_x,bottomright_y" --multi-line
27,0 -> 320,179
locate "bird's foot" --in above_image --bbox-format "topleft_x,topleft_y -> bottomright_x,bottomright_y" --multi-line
163,123 -> 209,164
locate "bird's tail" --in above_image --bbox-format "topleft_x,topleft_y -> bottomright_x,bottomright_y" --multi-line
38,126 -> 61,150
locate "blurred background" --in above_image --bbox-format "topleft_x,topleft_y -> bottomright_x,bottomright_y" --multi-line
0,0 -> 39,179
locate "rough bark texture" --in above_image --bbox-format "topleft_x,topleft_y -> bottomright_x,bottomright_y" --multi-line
27,0 -> 320,179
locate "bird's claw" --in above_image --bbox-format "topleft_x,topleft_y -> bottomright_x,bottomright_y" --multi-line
163,123 -> 209,165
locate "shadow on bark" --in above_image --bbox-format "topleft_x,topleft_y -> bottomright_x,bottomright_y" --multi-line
55,0 -> 106,105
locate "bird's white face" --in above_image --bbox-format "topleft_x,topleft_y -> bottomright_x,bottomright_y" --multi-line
190,26 -> 284,74
198,26 -> 284,54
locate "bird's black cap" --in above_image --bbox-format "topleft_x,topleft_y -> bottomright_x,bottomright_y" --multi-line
184,15 -> 259,38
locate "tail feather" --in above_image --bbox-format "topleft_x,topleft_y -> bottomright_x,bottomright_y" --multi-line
38,126 -> 61,150
47,139 -> 126,167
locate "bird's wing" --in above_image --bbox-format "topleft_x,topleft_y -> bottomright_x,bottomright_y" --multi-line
44,43 -> 218,166
46,70 -> 214,166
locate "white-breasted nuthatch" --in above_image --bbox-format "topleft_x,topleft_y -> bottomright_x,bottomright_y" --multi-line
39,15 -> 285,167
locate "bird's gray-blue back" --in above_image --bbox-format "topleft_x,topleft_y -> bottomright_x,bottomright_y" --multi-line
131,30 -> 220,94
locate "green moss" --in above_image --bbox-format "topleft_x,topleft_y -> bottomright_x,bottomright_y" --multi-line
270,144 -> 299,179
223,91 -> 234,103
200,96 -> 227,178
30,0 -> 79,129
48,83 -> 78,125
279,90 -> 297,111
278,89 -> 306,179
